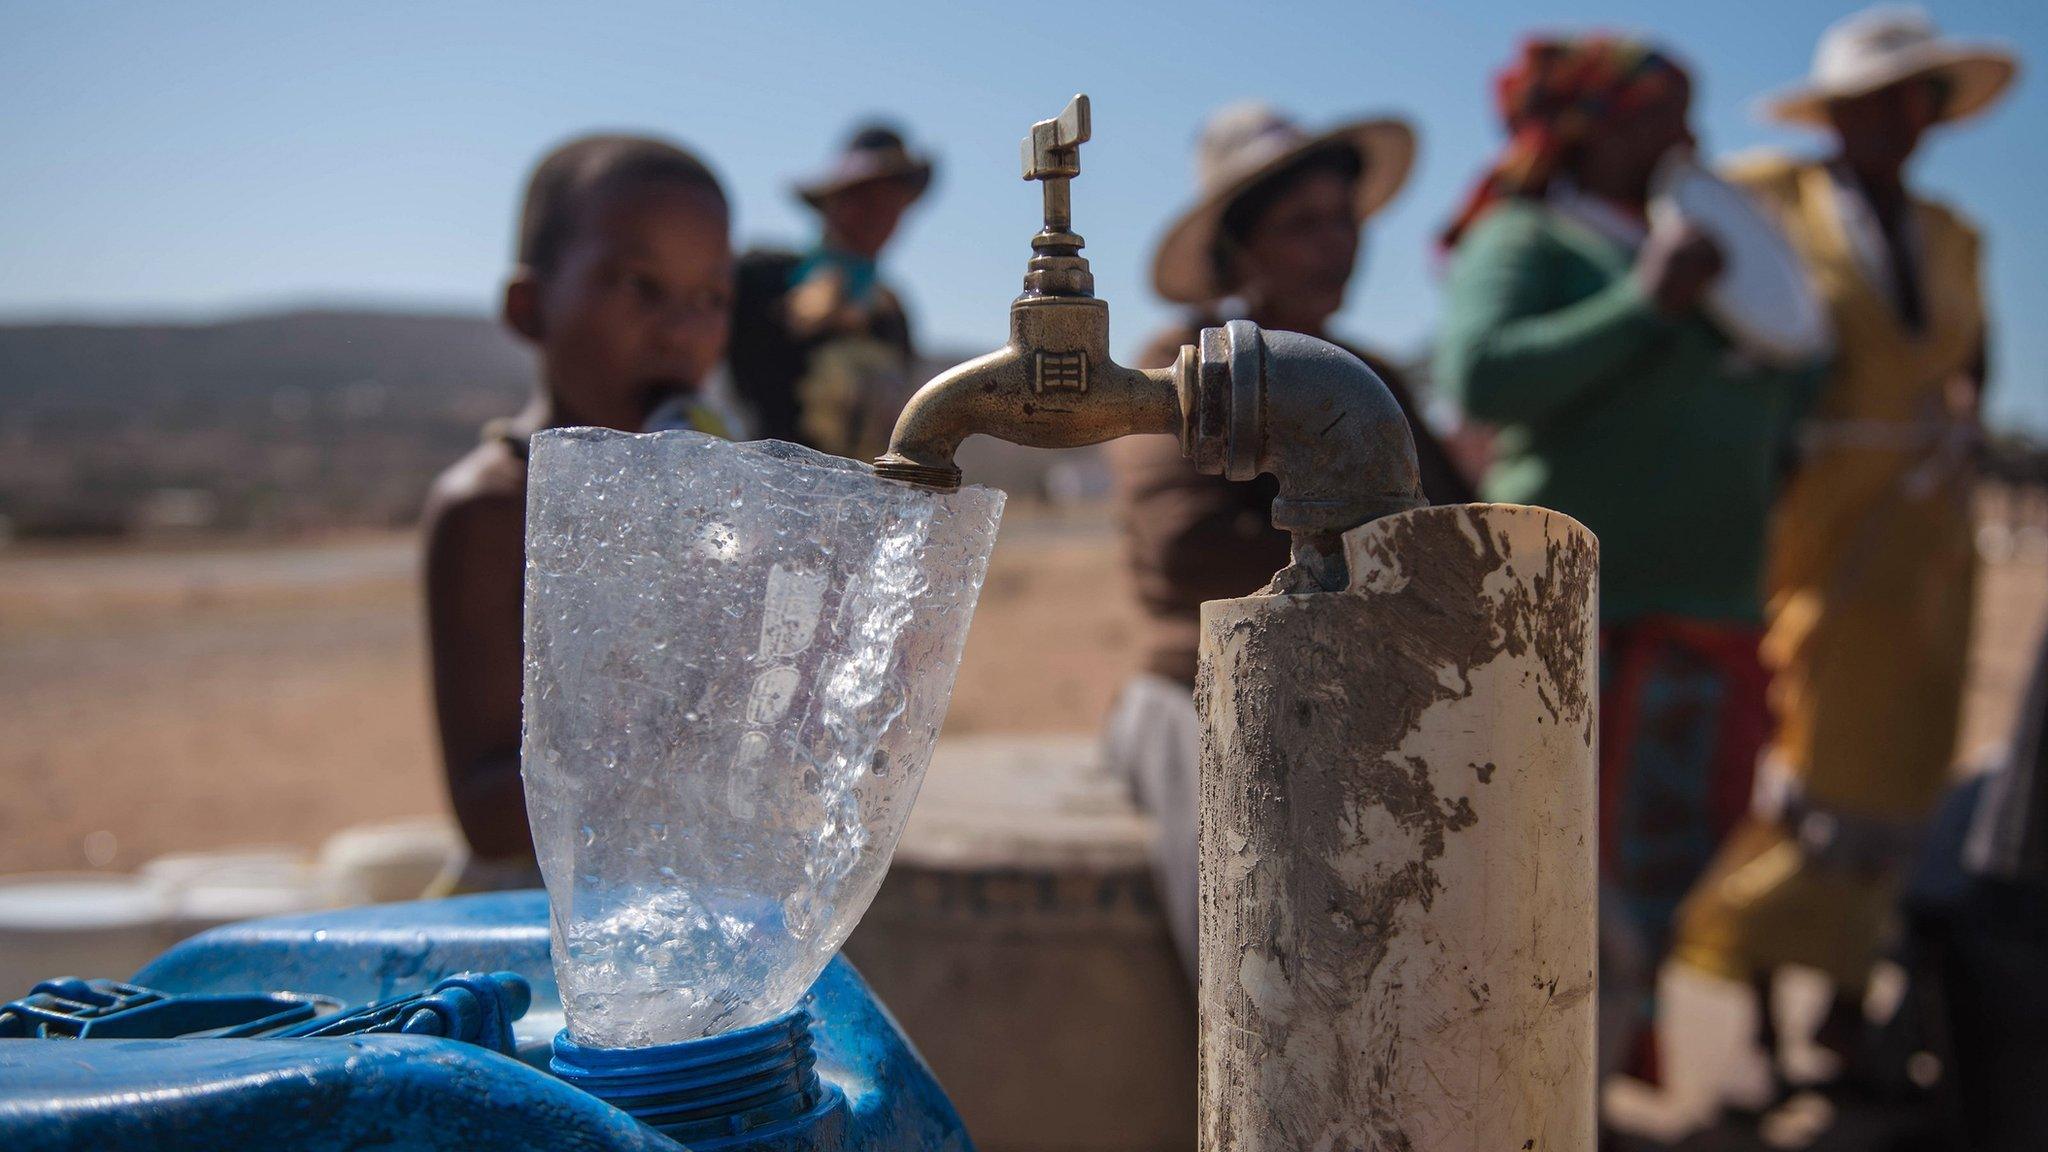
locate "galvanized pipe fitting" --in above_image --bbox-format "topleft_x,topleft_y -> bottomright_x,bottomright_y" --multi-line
1176,320 -> 1427,590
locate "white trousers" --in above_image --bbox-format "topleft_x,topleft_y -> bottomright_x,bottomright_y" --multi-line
1102,673 -> 1202,981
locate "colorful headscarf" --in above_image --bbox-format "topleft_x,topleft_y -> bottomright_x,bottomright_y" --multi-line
1440,36 -> 1691,250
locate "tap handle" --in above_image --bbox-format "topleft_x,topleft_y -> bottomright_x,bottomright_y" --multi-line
1022,94 -> 1090,236
1021,93 -> 1090,182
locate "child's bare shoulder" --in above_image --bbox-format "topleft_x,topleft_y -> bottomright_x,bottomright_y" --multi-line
423,439 -> 527,562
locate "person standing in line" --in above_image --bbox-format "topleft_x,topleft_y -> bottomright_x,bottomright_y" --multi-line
1432,36 -> 1823,1081
1674,6 -> 2018,1067
424,135 -> 735,891
727,124 -> 933,461
1105,102 -> 1475,979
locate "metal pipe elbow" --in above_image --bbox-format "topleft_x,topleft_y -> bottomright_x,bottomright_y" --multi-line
1181,320 -> 1427,589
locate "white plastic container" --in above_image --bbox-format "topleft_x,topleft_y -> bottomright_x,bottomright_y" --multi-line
0,873 -> 173,993
141,848 -> 329,939
318,818 -> 465,905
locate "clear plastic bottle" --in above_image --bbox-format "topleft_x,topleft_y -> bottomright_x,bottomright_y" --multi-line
521,430 -> 1003,1048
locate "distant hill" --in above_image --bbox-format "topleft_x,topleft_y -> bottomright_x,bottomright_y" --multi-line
0,309 -> 535,537
0,308 -> 1105,541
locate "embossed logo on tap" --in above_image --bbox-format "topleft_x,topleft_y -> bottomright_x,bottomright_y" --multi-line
1034,351 -> 1088,394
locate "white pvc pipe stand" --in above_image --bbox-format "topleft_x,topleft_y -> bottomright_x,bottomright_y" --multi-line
1198,504 -> 1599,1152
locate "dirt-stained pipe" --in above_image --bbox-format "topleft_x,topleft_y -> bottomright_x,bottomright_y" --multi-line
1198,505 -> 1600,1152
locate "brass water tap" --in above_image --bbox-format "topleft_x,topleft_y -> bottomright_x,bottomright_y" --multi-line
872,95 -> 1183,491
875,95 -> 1425,589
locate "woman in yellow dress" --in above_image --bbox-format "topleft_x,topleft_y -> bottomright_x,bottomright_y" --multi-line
1675,6 -> 2019,1058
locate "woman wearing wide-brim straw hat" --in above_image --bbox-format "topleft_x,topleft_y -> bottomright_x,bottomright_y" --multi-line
1147,105 -> 1415,309
1673,5 -> 2020,1064
1103,102 -> 1473,979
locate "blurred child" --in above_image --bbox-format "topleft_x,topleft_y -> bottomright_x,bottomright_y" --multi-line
422,135 -> 732,888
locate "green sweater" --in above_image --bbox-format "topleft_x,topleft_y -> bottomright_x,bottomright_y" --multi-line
1436,200 -> 1817,625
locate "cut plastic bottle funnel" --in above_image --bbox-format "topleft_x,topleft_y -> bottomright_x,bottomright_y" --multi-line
521,431 -> 1003,1048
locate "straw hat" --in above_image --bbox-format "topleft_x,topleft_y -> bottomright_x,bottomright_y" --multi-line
795,123 -> 935,210
1151,103 -> 1415,305
1765,6 -> 2018,127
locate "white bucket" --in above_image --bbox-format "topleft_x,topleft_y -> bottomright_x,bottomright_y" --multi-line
318,818 -> 465,905
0,873 -> 173,994
140,848 -> 328,938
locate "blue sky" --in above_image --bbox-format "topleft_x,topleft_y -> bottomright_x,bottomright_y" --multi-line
4,0 -> 2042,433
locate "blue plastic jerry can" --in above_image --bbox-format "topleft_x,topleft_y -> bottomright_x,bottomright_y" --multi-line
0,891 -> 972,1152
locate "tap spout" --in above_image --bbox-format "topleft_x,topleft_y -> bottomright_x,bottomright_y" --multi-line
872,294 -> 1182,491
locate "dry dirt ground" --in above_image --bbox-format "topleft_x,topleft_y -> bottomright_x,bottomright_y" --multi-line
0,507 -> 1140,873
1,502 -> 2042,875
